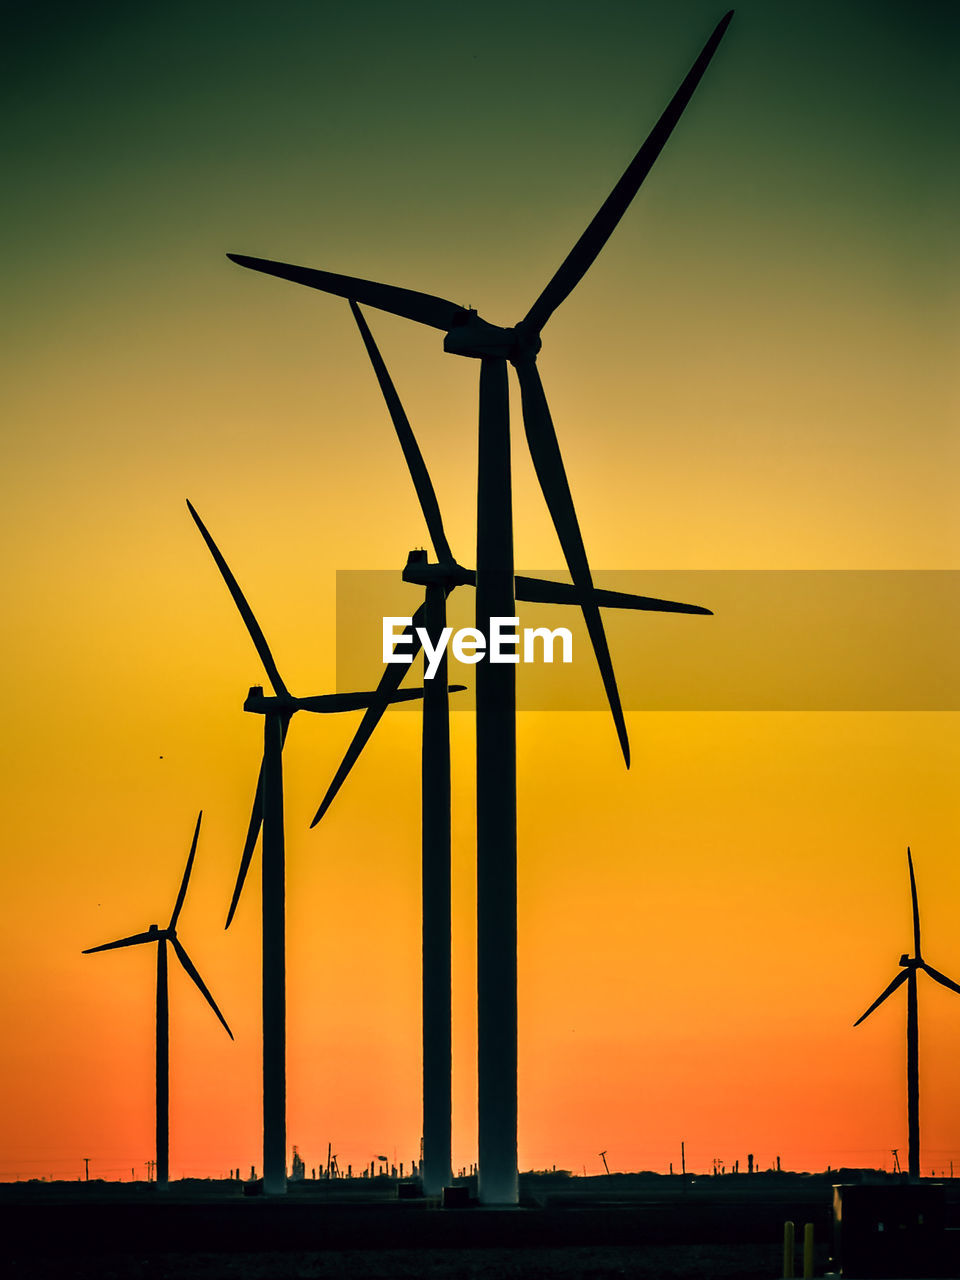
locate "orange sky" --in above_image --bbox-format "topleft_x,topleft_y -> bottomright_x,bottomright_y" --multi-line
1,1 -> 957,1181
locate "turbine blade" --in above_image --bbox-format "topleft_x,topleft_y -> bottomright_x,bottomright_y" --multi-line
312,607 -> 428,825
225,762 -> 263,930
514,574 -> 712,614
907,847 -> 921,959
920,963 -> 960,998
854,967 -> 910,1026
349,301 -> 454,564
514,359 -> 629,765
169,811 -> 202,931
297,687 -> 428,714
227,255 -> 467,332
519,11 -> 734,338
186,500 -> 288,698
225,715 -> 292,929
308,675 -> 463,821
459,565 -> 711,615
82,930 -> 157,954
170,937 -> 234,1040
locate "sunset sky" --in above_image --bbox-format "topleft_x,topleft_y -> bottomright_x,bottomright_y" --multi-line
2,0 -> 958,1183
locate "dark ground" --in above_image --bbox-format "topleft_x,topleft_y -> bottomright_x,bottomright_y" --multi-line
2,1171 -> 956,1278
2,1242 -> 792,1279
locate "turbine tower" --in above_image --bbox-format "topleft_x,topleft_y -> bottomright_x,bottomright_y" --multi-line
188,502 -> 438,1194
855,848 -> 960,1179
311,301 -> 711,1195
226,12 -> 734,1202
83,812 -> 233,1189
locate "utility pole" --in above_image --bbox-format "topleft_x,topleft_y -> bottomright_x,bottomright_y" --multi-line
83,1157 -> 90,1181
681,1141 -> 686,1177
599,1151 -> 610,1175
892,1149 -> 901,1174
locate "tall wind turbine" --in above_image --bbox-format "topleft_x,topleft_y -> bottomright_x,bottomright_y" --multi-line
83,812 -> 233,1189
187,501 -> 436,1194
311,301 -> 711,1195
854,848 -> 960,1179
226,12 -> 734,1202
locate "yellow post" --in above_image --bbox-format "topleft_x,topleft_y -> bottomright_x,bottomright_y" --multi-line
783,1220 -> 795,1279
803,1222 -> 814,1278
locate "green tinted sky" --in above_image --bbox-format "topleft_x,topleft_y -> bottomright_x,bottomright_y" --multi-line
4,0 -> 957,574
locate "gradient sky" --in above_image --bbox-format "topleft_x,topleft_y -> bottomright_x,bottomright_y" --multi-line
1,1 -> 958,1182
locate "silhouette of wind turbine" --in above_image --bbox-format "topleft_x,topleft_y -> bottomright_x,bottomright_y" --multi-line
83,812 -> 232,1190
316,300 -> 713,828
187,501 -> 438,1194
854,848 -> 960,1180
310,301 -> 711,1195
226,11 -> 733,1202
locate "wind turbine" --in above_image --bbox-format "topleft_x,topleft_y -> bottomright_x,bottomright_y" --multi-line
854,847 -> 960,1180
226,12 -> 733,1202
83,812 -> 233,1189
187,501 -> 441,1194
310,301 -> 711,1195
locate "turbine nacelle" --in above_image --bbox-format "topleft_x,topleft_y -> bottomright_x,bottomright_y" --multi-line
442,314 -> 541,362
244,685 -> 304,715
402,548 -> 473,589
240,686 -> 346,716
243,684 -> 428,716
148,923 -> 178,940
899,953 -> 918,968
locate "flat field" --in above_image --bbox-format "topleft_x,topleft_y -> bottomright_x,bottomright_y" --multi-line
3,1172 -> 953,1278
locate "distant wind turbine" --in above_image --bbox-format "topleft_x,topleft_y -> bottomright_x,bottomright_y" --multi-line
83,812 -> 232,1189
854,847 -> 960,1180
187,501 -> 443,1194
226,11 -> 733,1202
313,301 -> 711,1196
